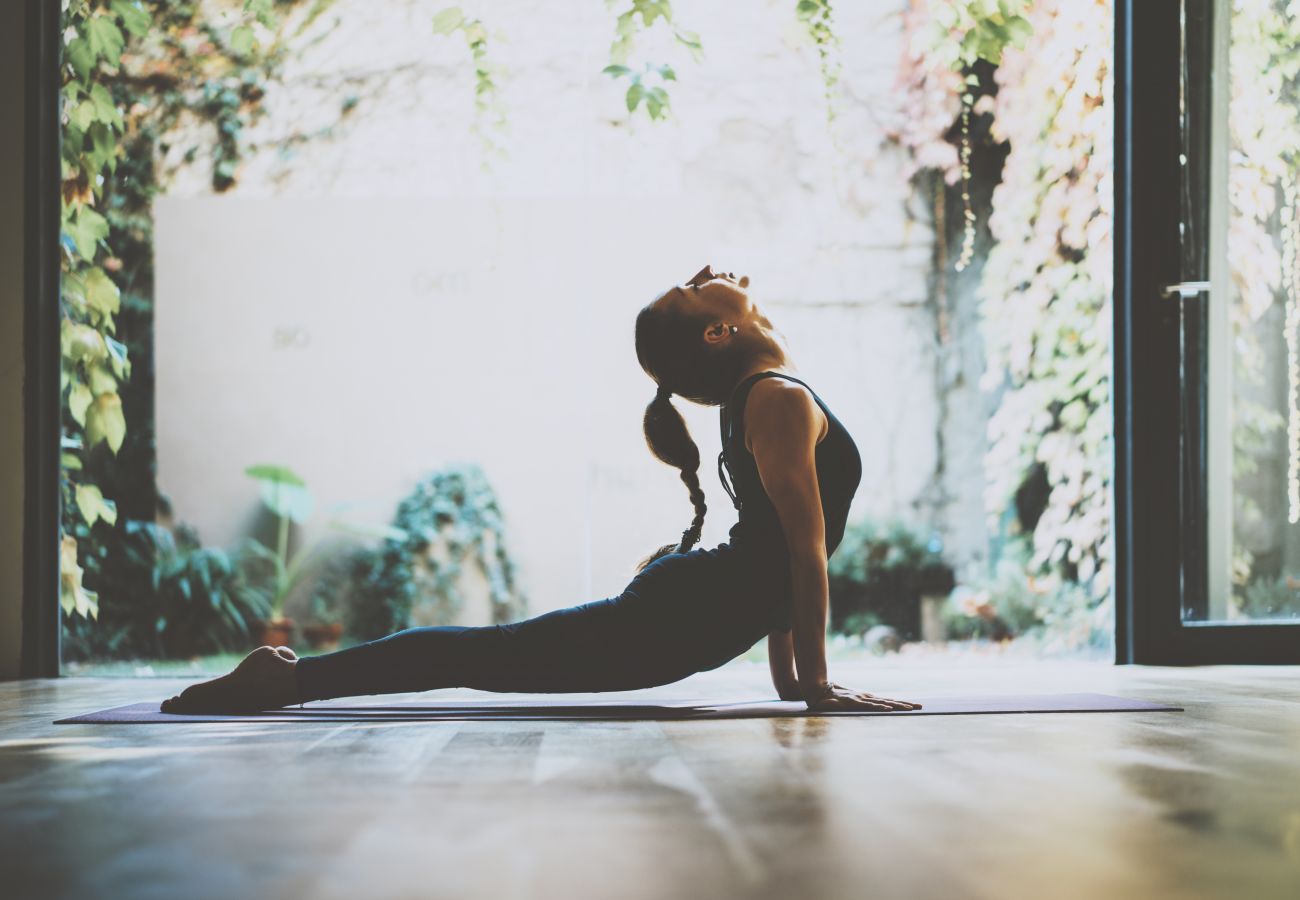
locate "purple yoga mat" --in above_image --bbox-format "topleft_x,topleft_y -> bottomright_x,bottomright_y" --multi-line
55,693 -> 1181,724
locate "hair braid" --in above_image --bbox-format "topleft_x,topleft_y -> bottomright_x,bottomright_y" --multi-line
635,390 -> 708,573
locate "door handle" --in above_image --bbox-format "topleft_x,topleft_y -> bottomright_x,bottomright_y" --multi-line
1161,281 -> 1211,298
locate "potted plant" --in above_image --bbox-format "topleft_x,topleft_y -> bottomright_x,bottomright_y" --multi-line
242,464 -> 316,647
240,464 -> 412,650
827,518 -> 955,642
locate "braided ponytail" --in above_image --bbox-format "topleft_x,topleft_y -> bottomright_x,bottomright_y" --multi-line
634,387 -> 708,573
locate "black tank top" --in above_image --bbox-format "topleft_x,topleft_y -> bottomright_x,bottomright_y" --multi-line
717,371 -> 863,631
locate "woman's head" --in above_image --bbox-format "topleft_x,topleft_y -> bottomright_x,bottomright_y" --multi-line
634,264 -> 778,406
631,265 -> 785,572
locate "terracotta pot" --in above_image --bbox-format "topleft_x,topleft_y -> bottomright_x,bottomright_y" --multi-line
302,622 -> 344,652
254,617 -> 295,648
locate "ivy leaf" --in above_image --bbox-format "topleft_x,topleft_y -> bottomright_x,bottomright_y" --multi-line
230,25 -> 255,56
433,7 -> 465,35
105,335 -> 130,379
86,16 -> 125,68
88,361 -> 117,395
89,83 -> 123,130
244,0 -> 275,28
111,0 -> 151,37
61,452 -> 84,472
1004,15 -> 1033,49
89,122 -> 117,175
67,323 -> 107,364
602,64 -> 632,78
66,38 -> 95,81
658,64 -> 676,81
69,382 -> 94,426
84,267 -> 121,317
76,482 -> 109,527
86,392 -> 126,454
60,534 -> 100,620
68,206 -> 109,260
72,100 -> 96,131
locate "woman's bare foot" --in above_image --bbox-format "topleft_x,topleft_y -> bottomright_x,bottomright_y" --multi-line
160,646 -> 300,714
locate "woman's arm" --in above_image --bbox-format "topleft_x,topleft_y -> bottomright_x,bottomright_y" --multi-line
746,379 -> 921,712
768,629 -> 802,700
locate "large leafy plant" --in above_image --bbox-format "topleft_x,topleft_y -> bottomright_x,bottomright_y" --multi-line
349,464 -> 527,640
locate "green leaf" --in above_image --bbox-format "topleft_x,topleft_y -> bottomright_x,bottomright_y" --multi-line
105,335 -> 130,379
89,83 -> 122,129
111,0 -> 151,37
658,64 -> 676,81
88,361 -> 117,395
84,267 -> 121,317
72,100 -> 96,131
245,0 -> 275,28
86,16 -> 125,68
66,38 -> 95,81
61,452 -> 84,472
245,464 -> 307,487
602,64 -> 632,78
69,382 -> 94,426
66,323 -> 107,364
433,7 -> 465,35
76,482 -> 107,527
626,82 -> 645,112
68,207 -> 109,260
86,392 -> 126,454
60,535 -> 99,620
90,122 -> 117,175
230,25 -> 255,56
1005,15 -> 1033,49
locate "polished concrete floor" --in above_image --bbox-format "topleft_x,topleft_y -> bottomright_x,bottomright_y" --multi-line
2,660 -> 1298,900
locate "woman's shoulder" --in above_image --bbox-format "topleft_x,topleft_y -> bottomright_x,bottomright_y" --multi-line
743,375 -> 828,449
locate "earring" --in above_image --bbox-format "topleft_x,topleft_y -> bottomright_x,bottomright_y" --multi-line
728,325 -> 738,335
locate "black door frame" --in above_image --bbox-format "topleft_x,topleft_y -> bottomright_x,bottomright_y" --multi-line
22,0 -> 63,678
1114,0 -> 1300,663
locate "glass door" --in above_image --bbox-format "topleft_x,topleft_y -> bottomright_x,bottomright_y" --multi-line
1118,0 -> 1300,662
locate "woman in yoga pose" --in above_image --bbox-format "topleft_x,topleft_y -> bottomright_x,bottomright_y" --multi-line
162,265 -> 920,714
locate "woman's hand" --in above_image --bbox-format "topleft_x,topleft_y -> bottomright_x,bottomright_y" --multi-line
804,681 -> 922,712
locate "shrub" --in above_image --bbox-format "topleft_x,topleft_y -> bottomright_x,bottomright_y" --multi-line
63,519 -> 273,661
827,518 -> 954,639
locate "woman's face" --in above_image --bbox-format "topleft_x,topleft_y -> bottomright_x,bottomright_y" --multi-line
656,264 -> 761,326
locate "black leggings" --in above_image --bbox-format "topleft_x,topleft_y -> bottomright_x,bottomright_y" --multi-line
294,547 -> 773,702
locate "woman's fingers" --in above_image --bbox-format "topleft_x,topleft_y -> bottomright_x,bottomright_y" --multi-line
850,693 -> 921,711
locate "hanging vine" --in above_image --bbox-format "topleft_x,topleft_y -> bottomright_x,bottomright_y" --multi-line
794,0 -> 842,127
432,6 -> 508,161
912,0 -> 1032,271
60,0 -> 325,649
896,0 -> 1112,647
601,0 -> 702,122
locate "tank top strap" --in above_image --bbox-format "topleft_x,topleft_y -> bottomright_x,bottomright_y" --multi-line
718,371 -> 819,512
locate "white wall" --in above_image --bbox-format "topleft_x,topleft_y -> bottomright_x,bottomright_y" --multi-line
154,0 -> 964,618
